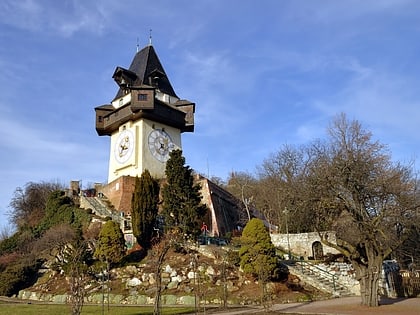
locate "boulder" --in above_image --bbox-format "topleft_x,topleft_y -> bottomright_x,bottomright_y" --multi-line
127,277 -> 142,287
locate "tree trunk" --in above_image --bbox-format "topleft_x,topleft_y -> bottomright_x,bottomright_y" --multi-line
353,257 -> 382,307
153,242 -> 170,315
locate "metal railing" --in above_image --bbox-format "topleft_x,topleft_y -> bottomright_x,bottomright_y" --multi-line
81,196 -> 121,222
294,260 -> 338,291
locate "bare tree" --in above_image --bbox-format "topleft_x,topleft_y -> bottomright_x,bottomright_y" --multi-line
305,114 -> 419,307
151,230 -> 181,315
256,144 -> 313,233
64,241 -> 89,315
226,171 -> 257,223
31,223 -> 77,261
8,181 -> 63,229
0,225 -> 13,242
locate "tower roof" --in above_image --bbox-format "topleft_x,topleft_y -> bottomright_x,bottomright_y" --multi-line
113,45 -> 178,100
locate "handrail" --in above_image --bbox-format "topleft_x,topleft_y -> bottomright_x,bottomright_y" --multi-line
295,260 -> 338,291
81,196 -> 121,222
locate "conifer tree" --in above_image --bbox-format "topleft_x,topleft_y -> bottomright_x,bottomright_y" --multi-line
162,149 -> 207,236
239,218 -> 277,277
94,220 -> 126,266
239,218 -> 278,307
131,170 -> 160,249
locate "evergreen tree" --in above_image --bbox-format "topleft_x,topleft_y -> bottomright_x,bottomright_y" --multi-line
239,218 -> 277,278
162,149 -> 207,236
131,170 -> 160,249
94,220 -> 126,266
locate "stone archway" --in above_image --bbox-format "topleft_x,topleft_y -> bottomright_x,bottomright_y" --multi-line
312,241 -> 323,260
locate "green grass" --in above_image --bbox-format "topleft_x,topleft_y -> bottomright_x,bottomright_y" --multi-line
0,303 -> 195,315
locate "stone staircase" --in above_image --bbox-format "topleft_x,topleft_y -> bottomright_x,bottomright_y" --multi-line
80,196 -> 121,223
284,260 -> 355,297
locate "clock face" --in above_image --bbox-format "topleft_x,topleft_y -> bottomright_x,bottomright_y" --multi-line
114,129 -> 134,164
148,129 -> 174,162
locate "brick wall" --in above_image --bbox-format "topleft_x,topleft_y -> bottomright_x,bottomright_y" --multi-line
99,176 -> 137,215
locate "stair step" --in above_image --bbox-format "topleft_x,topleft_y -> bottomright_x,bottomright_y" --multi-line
285,262 -> 354,297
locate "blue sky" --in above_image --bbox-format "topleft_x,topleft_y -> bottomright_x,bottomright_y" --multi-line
0,0 -> 419,230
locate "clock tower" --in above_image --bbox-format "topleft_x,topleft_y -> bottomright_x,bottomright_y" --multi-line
95,44 -> 195,183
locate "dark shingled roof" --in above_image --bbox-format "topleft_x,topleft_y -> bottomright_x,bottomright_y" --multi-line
113,45 -> 178,100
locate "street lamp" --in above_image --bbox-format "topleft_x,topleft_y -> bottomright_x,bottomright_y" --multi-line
283,208 -> 291,260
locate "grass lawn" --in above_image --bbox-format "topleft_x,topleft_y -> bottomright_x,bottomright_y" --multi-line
0,303 -> 196,315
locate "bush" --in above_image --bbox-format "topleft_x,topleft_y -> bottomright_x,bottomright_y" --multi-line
0,260 -> 42,296
0,233 -> 20,255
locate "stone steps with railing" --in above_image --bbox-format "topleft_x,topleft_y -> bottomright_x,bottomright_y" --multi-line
284,260 -> 357,297
80,196 -> 121,223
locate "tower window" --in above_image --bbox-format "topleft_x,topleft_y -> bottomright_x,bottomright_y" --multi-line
138,94 -> 148,101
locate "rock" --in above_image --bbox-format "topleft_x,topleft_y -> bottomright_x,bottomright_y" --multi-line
184,286 -> 193,293
206,265 -> 215,276
90,293 -> 104,304
126,294 -> 147,305
227,285 -> 239,292
145,286 -> 157,296
125,265 -> 138,275
179,295 -> 195,305
165,264 -> 173,273
171,274 -> 183,283
162,294 -> 177,305
148,273 -> 156,285
51,294 -> 68,303
162,274 -> 171,284
41,293 -> 53,302
141,273 -> 149,282
167,280 -> 179,290
29,291 -> 40,301
19,290 -> 31,299
136,294 -> 148,305
127,277 -> 142,287
109,294 -> 124,304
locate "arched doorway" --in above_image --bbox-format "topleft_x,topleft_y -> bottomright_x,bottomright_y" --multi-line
312,241 -> 323,260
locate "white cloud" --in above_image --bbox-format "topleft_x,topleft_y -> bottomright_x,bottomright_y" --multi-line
0,0 -> 117,37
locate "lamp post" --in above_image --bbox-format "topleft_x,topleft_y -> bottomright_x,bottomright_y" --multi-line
284,208 -> 291,260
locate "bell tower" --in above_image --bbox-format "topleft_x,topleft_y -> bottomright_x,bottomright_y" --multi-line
95,44 -> 195,183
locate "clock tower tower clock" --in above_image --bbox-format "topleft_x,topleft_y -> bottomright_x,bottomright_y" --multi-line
94,43 -> 195,215
95,43 -> 195,183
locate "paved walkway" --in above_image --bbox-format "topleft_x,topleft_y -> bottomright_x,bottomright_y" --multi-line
211,297 -> 420,315
270,296 -> 420,315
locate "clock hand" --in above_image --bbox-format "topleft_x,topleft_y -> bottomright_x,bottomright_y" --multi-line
119,144 -> 128,156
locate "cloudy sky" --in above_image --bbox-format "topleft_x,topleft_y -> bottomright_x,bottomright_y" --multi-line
0,0 -> 419,230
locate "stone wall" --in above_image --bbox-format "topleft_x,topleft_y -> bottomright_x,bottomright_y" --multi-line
270,232 -> 340,259
316,262 -> 360,295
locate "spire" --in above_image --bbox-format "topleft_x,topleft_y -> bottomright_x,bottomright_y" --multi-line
149,29 -> 153,46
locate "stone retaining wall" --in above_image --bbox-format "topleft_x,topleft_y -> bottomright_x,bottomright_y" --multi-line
270,232 -> 340,259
